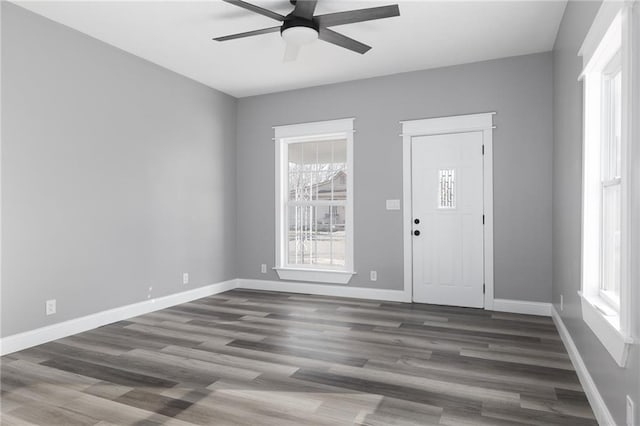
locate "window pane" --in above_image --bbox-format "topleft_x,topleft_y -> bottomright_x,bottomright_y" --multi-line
602,183 -> 621,300
603,68 -> 622,180
288,143 -> 305,201
331,170 -> 347,201
287,204 -> 345,267
438,169 -> 456,209
613,71 -> 621,177
288,142 -> 303,173
287,204 -> 311,265
330,205 -> 346,266
288,139 -> 347,201
303,142 -> 319,171
331,140 -> 347,201
289,173 -> 310,201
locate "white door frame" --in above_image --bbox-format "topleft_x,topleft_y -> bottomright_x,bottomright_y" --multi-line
400,112 -> 495,309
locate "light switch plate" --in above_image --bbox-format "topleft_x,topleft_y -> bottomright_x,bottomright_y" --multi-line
386,199 -> 400,210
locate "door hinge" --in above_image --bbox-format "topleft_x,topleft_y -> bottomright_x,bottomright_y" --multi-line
482,145 -> 485,155
482,214 -> 485,225
483,284 -> 486,294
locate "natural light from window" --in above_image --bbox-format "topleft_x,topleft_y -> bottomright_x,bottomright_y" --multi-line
287,139 -> 347,268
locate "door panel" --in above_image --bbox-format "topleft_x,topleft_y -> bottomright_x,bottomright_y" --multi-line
411,131 -> 484,308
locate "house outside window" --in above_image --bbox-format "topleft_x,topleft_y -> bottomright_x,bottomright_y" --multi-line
274,118 -> 355,284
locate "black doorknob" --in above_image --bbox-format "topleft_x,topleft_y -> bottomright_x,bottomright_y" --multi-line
414,219 -> 420,224
413,230 -> 420,236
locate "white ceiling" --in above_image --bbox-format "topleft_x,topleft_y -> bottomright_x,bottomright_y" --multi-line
16,0 -> 567,98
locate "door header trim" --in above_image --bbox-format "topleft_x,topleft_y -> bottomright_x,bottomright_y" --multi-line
400,112 -> 495,137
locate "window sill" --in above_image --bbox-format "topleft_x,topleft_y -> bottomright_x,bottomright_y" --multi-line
579,291 -> 634,367
274,268 -> 355,284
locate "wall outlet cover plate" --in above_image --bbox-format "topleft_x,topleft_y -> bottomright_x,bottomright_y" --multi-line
45,299 -> 56,315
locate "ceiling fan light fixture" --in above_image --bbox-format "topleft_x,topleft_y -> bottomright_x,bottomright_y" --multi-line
215,1 -> 401,55
281,25 -> 318,45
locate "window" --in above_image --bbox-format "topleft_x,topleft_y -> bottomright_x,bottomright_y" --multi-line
579,5 -> 636,367
438,169 -> 456,209
600,53 -> 622,310
274,118 -> 354,284
287,140 -> 346,267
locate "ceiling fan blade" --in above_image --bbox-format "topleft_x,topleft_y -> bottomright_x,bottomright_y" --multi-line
315,4 -> 400,28
222,0 -> 285,22
292,0 -> 318,20
283,43 -> 300,62
213,26 -> 282,41
318,28 -> 371,54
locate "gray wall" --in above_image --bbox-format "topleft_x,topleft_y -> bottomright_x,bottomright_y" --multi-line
1,3 -> 238,337
552,2 -> 640,424
237,52 -> 554,302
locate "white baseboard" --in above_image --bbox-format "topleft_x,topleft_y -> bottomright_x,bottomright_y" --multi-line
492,298 -> 552,316
0,280 -> 556,356
551,306 -> 616,426
237,279 -> 411,303
0,279 -> 238,356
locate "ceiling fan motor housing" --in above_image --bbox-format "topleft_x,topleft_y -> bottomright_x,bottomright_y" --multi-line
281,16 -> 319,45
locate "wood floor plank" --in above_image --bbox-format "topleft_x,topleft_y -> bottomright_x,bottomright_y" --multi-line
365,357 -> 560,398
0,412 -> 40,426
40,357 -> 179,389
261,333 -> 434,362
227,339 -> 369,367
357,396 -> 443,426
291,368 -> 483,413
327,363 -> 520,404
1,289 -> 596,425
159,344 -> 300,376
8,401 -> 98,426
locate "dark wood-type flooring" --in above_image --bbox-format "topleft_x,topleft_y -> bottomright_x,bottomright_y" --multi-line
1,289 -> 596,425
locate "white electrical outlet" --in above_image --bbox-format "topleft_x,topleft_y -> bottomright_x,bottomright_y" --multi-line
46,299 -> 56,316
183,273 -> 189,285
560,294 -> 564,311
261,264 -> 267,274
370,271 -> 377,281
627,395 -> 635,426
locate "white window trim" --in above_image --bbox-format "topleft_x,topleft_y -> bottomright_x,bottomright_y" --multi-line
579,0 -> 637,367
273,118 -> 355,284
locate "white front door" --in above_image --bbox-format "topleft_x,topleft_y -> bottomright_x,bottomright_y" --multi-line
411,131 -> 484,307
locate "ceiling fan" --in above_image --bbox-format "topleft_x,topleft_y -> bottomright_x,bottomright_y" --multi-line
213,0 -> 400,61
